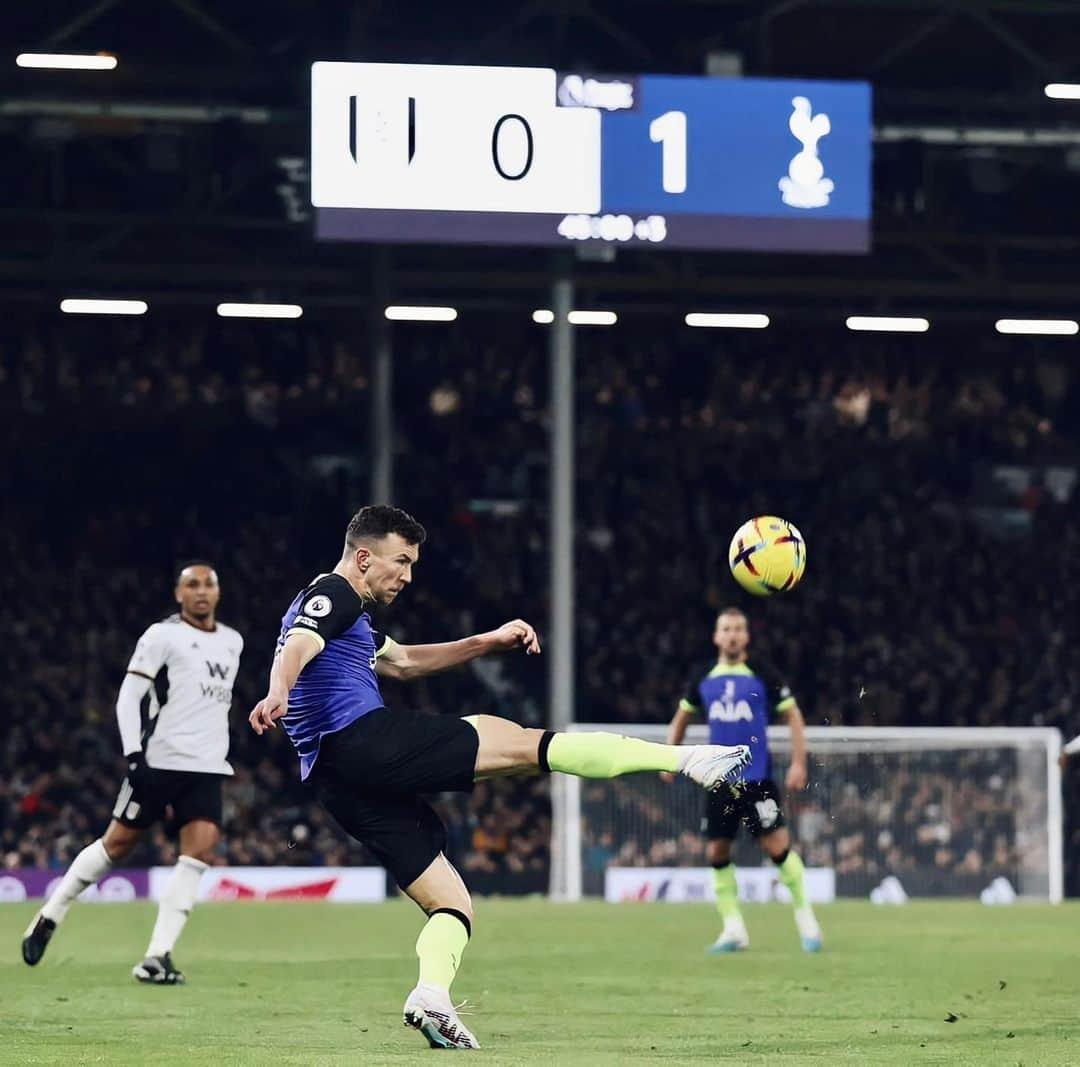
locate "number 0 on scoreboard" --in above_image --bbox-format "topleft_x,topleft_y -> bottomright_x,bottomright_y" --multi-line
311,62 -> 601,215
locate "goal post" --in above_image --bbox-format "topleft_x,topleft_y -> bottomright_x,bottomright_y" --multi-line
550,725 -> 1063,904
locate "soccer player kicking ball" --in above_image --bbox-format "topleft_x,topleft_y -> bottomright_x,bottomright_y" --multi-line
662,606 -> 823,954
249,505 -> 751,1051
22,562 -> 243,984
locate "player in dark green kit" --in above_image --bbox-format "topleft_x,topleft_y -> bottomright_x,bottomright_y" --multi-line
664,606 -> 823,953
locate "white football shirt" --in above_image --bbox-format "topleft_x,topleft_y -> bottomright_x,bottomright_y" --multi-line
126,614 -> 244,775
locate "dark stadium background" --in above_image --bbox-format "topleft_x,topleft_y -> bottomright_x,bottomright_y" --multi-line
3,0 -> 1079,897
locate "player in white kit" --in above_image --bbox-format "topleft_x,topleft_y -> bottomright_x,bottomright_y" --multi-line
21,562 -> 243,984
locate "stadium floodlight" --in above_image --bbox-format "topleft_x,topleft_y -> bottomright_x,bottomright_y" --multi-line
17,53 -> 118,70
995,318 -> 1078,336
1045,84 -> 1080,100
217,303 -> 303,319
384,305 -> 457,322
60,298 -> 147,315
845,316 -> 929,333
685,312 -> 770,329
567,310 -> 617,326
533,309 -> 618,325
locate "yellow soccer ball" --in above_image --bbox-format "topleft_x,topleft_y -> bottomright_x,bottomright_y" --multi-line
728,516 -> 807,596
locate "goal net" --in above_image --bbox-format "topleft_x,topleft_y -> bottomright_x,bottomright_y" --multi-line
549,725 -> 1062,903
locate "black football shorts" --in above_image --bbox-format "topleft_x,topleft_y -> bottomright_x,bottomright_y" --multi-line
112,768 -> 224,831
702,778 -> 786,841
310,706 -> 480,889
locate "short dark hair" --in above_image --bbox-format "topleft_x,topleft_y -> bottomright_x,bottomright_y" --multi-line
345,505 -> 427,549
176,559 -> 217,583
717,606 -> 747,621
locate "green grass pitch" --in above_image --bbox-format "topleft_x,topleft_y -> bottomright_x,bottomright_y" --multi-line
2,899 -> 1076,1065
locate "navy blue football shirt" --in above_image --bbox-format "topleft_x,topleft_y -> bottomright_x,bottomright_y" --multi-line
276,573 -> 392,780
680,661 -> 796,782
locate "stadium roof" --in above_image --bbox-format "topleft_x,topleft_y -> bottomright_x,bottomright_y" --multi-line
3,0 -> 1080,316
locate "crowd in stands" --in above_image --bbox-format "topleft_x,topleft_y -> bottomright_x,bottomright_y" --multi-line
3,315 -> 1079,895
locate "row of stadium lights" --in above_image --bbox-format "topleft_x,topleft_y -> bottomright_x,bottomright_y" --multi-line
15,52 -> 1080,104
22,51 -> 1080,342
20,52 -> 1080,341
56,300 -> 1080,335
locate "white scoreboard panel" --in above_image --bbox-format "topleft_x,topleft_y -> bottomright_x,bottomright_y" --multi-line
311,62 -> 601,215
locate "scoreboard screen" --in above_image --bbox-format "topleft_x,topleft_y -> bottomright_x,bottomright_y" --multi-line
312,63 -> 871,254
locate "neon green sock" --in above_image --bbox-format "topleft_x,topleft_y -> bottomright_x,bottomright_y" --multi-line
777,850 -> 809,910
545,732 -> 681,777
712,864 -> 742,924
415,911 -> 470,992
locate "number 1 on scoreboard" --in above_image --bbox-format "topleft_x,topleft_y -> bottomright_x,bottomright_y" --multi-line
649,110 -> 687,194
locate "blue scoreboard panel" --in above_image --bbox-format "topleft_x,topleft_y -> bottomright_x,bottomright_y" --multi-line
313,65 -> 871,254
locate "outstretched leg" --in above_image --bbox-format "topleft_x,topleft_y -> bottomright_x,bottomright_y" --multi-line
465,715 -> 750,789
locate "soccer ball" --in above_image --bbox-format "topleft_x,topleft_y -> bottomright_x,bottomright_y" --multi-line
728,516 -> 806,596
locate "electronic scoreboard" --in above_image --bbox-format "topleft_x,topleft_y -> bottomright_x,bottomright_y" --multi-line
312,63 -> 871,253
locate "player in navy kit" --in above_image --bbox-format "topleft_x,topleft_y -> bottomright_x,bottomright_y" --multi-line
250,506 -> 752,1050
664,606 -> 823,953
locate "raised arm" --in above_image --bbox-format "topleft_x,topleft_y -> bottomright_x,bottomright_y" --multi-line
249,632 -> 322,735
376,619 -> 540,681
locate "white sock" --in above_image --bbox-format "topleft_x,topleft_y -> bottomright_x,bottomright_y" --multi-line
146,855 -> 208,958
41,839 -> 113,924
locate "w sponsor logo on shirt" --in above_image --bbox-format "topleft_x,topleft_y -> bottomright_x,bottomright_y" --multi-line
201,662 -> 234,703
